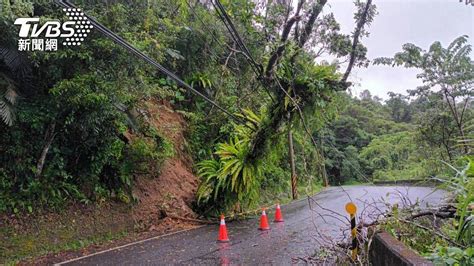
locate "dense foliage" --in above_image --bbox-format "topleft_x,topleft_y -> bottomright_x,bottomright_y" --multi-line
0,1 -> 202,212
0,1 -> 473,264
0,0 -> 472,227
367,36 -> 474,265
378,157 -> 474,265
0,0 -> 377,214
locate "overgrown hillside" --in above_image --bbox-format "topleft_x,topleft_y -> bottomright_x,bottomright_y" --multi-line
0,0 -> 376,216
0,0 -> 472,263
0,98 -> 202,263
320,90 -> 468,184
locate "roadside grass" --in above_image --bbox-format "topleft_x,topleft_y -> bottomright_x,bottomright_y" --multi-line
1,227 -> 129,265
375,158 -> 474,265
0,203 -> 133,264
381,215 -> 453,254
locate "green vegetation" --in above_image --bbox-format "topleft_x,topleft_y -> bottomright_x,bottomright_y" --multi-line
0,0 -> 378,215
1,1 -> 185,213
1,203 -> 133,264
0,0 -> 471,214
369,36 -> 474,264
319,91 -> 444,184
196,110 -> 262,211
379,156 -> 474,265
0,0 -> 472,263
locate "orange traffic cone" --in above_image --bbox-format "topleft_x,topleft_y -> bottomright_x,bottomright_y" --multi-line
259,209 -> 270,230
217,215 -> 230,242
274,203 -> 284,222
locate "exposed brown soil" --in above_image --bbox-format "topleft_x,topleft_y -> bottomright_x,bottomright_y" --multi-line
132,99 -> 199,230
3,99 -> 202,265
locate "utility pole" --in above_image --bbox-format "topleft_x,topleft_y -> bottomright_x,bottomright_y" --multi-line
287,112 -> 298,199
319,134 -> 328,187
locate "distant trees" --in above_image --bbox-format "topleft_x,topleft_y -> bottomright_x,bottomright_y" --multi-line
359,89 -> 373,101
359,131 -> 439,181
320,89 -> 464,184
375,36 -> 474,154
385,92 -> 412,123
320,93 -> 412,184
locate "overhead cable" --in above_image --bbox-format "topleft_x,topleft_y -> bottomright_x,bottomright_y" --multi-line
55,0 -> 247,126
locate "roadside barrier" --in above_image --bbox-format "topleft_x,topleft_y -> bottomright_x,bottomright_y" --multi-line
345,202 -> 358,261
274,203 -> 284,222
217,215 -> 230,242
258,209 -> 271,230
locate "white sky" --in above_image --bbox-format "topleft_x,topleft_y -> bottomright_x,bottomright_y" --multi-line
325,0 -> 474,99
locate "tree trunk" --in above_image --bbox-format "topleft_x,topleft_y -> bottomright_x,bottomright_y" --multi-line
319,136 -> 329,187
342,0 -> 373,82
36,122 -> 56,178
444,90 -> 469,154
288,112 -> 298,200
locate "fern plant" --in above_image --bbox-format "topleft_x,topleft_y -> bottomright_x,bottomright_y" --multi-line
196,109 -> 262,212
436,156 -> 474,246
215,137 -> 261,200
196,159 -> 222,204
0,46 -> 31,126
456,156 -> 474,246
0,73 -> 17,126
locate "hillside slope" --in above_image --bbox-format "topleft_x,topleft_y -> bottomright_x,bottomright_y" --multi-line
1,100 -> 201,264
132,99 -> 199,230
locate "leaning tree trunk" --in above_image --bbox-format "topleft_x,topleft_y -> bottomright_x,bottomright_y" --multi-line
249,0 -> 371,189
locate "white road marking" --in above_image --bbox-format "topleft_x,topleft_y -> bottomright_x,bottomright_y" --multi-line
54,226 -> 205,265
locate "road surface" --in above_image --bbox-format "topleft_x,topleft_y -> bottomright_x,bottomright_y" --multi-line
57,186 -> 447,265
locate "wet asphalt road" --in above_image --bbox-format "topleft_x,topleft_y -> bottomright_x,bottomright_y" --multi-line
58,186 -> 447,265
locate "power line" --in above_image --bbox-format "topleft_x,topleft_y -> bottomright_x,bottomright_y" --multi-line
270,53 -> 369,184
212,0 -> 262,74
183,0 -> 273,111
56,0 -> 248,126
209,0 -> 275,102
184,0 -> 227,50
183,0 -> 250,79
183,0 -> 275,105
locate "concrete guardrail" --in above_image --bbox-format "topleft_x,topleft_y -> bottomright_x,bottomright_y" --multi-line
369,231 -> 433,266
